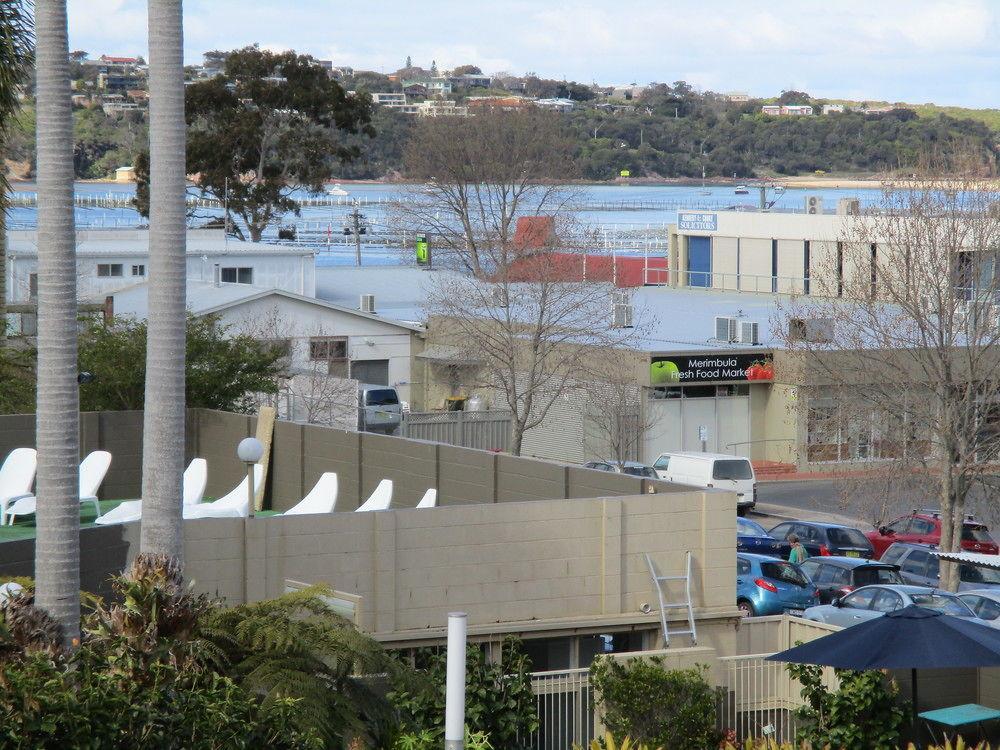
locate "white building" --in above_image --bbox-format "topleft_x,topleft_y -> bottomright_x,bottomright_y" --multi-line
535,97 -> 577,112
415,100 -> 469,117
725,92 -> 750,103
5,228 -> 316,307
110,281 -> 425,423
821,103 -> 845,115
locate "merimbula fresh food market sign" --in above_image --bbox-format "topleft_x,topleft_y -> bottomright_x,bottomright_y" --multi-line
650,354 -> 774,384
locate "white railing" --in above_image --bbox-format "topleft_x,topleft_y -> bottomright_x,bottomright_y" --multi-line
527,668 -> 597,750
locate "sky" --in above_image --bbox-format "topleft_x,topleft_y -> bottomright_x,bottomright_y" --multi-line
69,0 -> 1000,108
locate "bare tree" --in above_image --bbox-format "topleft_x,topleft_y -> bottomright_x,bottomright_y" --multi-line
392,107 -> 578,278
778,173 -> 1000,590
581,351 -> 655,468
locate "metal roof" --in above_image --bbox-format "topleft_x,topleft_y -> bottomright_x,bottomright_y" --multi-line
935,551 -> 1000,570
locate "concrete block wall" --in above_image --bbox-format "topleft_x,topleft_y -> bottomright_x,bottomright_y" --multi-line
151,491 -> 739,645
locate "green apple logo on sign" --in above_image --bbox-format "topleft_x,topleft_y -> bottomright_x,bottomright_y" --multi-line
650,360 -> 680,384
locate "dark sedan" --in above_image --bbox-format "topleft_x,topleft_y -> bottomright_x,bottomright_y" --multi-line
737,517 -> 786,557
798,556 -> 904,604
768,521 -> 874,559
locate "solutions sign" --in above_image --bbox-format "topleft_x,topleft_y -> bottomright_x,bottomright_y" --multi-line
650,354 -> 773,384
678,211 -> 718,231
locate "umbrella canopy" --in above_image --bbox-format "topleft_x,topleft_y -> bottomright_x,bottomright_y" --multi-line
766,605 -> 1000,670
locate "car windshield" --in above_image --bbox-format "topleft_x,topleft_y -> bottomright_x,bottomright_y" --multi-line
738,519 -> 769,537
364,389 -> 399,406
962,525 -> 994,543
827,527 -> 871,547
909,593 -> 973,616
960,564 -> 1000,585
761,561 -> 808,587
623,465 -> 656,477
854,567 -> 904,586
653,456 -> 671,469
713,460 -> 752,480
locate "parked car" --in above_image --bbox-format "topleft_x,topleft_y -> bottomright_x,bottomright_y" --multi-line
958,590 -> 1000,629
803,584 -> 978,628
358,385 -> 402,434
736,553 -> 819,617
798,556 -> 904,604
880,542 -> 1000,591
737,517 -> 787,557
653,452 -> 756,515
768,521 -> 874,559
866,510 -> 998,558
583,460 -> 658,478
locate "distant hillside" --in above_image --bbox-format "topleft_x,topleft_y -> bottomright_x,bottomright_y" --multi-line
828,99 -> 1000,133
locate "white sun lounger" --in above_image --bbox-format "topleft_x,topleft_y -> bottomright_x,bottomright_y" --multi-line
415,488 -> 438,508
355,479 -> 393,512
6,451 -> 111,525
95,458 -> 209,526
283,472 -> 338,516
183,464 -> 263,519
0,448 -> 37,525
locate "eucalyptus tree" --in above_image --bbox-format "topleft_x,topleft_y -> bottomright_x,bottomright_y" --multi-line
140,0 -> 186,559
0,0 -> 33,341
33,0 -> 80,644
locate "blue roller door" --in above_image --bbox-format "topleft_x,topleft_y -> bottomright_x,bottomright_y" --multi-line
688,236 -> 712,287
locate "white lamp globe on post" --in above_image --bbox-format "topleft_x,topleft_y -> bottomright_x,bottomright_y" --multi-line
237,437 -> 264,517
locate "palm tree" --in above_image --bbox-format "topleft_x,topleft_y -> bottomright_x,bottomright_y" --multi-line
0,1 -> 34,343
33,0 -> 80,644
140,0 -> 186,559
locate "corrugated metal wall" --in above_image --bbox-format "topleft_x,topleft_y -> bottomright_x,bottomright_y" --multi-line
520,388 -> 587,464
401,409 -> 511,452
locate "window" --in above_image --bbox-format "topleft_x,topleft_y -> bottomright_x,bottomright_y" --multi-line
886,519 -> 911,535
827,566 -> 852,586
970,597 -> 1000,621
97,263 -> 123,277
737,558 -> 752,576
131,264 -> 145,276
770,523 -> 792,540
309,336 -> 348,377
652,456 -> 671,470
220,266 -> 253,284
363,389 -> 399,407
842,588 -> 878,610
901,549 -> 932,577
910,518 -> 935,535
827,527 -> 871,548
737,518 -> 769,538
959,564 -> 1000,585
879,545 -> 906,565
761,561 -> 808,588
28,273 -> 38,300
871,590 -> 903,613
799,560 -> 822,580
713,460 -> 752,480
854,566 -> 903,587
908,593 -> 972,617
963,524 -> 994,543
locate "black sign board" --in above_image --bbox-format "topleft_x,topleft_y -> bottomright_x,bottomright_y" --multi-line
650,353 -> 773,385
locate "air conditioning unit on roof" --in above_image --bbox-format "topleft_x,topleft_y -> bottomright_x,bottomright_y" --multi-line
715,316 -> 738,342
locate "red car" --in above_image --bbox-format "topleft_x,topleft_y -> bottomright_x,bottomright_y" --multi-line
866,510 -> 998,559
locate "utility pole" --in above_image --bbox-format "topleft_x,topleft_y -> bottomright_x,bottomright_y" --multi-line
350,200 -> 362,266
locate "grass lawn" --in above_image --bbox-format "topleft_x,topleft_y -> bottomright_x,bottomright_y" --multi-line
0,502 -> 283,543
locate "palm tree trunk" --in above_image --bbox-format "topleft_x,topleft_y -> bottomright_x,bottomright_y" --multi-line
33,0 -> 80,645
140,0 -> 186,560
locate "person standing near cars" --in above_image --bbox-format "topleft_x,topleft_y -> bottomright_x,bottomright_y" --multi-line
788,534 -> 809,564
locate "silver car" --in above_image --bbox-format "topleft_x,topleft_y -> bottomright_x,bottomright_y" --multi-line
803,584 -> 979,628
958,590 -> 1000,629
583,460 -> 658,478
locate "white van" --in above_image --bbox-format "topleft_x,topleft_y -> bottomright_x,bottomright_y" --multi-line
651,452 -> 756,515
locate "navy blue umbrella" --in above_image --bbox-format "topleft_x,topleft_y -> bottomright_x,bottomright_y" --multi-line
766,605 -> 1000,735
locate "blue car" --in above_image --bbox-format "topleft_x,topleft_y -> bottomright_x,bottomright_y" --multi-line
737,553 -> 820,618
737,517 -> 787,557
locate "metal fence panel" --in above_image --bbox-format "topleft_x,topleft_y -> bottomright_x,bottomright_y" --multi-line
401,410 -> 511,452
526,668 -> 596,750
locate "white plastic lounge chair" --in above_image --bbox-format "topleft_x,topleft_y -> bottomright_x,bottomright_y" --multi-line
6,450 -> 111,525
415,488 -> 438,508
283,472 -> 338,516
0,581 -> 24,605
96,458 -> 209,526
183,464 -> 263,519
355,479 -> 393,512
0,448 -> 37,525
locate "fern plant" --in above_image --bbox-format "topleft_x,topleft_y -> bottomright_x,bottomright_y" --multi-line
573,731 -> 664,750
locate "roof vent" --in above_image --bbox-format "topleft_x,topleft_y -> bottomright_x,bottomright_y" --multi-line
715,316 -> 738,342
360,294 -> 375,313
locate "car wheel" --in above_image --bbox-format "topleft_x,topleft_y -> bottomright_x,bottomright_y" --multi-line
738,599 -> 755,618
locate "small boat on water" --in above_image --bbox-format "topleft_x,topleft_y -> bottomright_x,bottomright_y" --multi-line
326,183 -> 349,196
734,184 -> 750,195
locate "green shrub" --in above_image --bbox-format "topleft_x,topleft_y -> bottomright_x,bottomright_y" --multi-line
389,636 -> 538,749
787,663 -> 906,750
589,658 -> 721,750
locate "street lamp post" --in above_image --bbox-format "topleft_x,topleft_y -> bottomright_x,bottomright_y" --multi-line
237,437 -> 264,517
